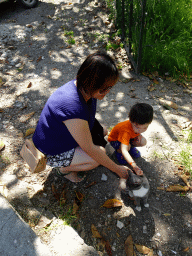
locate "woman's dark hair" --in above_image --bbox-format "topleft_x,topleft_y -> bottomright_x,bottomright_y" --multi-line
76,51 -> 119,94
129,103 -> 153,124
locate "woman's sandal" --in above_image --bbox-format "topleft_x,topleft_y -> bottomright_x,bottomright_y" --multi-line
56,169 -> 87,183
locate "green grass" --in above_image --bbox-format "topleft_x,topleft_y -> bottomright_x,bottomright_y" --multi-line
68,38 -> 75,45
178,130 -> 192,177
63,30 -> 76,45
59,207 -> 77,226
107,0 -> 192,78
64,31 -> 74,36
142,0 -> 192,77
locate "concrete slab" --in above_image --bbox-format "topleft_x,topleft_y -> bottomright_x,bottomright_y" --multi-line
0,193 -> 52,256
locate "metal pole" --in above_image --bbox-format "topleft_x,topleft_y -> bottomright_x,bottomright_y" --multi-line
129,0 -> 133,54
122,0 -> 125,40
136,0 -> 147,73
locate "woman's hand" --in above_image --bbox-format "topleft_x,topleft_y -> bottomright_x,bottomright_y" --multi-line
133,166 -> 143,176
116,165 -> 129,179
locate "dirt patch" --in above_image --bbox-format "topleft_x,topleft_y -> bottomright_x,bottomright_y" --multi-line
0,0 -> 192,255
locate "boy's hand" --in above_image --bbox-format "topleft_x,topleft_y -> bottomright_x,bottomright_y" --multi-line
117,166 -> 129,179
133,166 -> 143,176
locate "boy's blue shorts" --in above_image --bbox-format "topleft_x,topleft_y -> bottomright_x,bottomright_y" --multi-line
110,141 -> 121,150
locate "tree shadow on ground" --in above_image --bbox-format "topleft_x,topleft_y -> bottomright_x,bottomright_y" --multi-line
24,152 -> 192,255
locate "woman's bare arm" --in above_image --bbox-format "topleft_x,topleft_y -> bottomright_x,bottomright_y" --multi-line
63,118 -> 129,179
121,143 -> 143,175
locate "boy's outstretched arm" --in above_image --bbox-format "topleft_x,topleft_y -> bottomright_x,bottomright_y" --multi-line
121,143 -> 143,176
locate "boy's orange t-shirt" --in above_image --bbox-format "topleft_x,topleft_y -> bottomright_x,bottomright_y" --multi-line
108,120 -> 139,146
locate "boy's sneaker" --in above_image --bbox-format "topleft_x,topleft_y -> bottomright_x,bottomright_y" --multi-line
115,151 -> 128,165
129,147 -> 141,158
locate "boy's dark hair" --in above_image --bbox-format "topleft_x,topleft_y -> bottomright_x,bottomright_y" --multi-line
129,103 -> 153,124
76,51 -> 119,95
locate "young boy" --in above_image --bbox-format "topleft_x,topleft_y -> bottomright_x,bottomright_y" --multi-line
108,103 -> 153,176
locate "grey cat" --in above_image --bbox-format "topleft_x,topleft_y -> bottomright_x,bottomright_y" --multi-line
119,174 -> 150,211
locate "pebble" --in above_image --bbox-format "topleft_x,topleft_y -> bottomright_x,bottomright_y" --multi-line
143,225 -> 147,233
153,105 -> 161,111
117,220 -> 124,229
101,173 -> 107,181
15,63 -> 22,68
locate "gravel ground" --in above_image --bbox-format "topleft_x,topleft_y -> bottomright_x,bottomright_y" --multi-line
0,0 -> 192,255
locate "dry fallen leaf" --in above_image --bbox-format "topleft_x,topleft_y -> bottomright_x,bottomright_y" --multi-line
27,82 -> 32,88
148,84 -> 156,92
75,191 -> 84,202
153,78 -> 159,84
163,213 -> 171,217
179,174 -> 190,187
97,239 -> 106,250
159,98 -> 178,110
59,190 -> 66,205
51,183 -> 60,201
135,244 -> 153,255
101,199 -> 122,208
37,56 -> 42,62
0,141 -> 5,151
148,251 -> 154,256
157,186 -> 165,190
20,112 -> 35,123
91,224 -> 102,238
72,201 -> 79,215
85,181 -> 96,188
116,232 -> 120,237
183,247 -> 190,252
125,235 -> 135,256
166,184 -> 189,192
0,77 -> 5,86
25,128 -> 35,137
104,239 -> 112,256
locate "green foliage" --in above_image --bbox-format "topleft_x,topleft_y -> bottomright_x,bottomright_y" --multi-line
187,130 -> 192,143
178,130 -> 192,177
59,207 -> 77,226
142,0 -> 192,77
64,30 -> 75,45
105,0 -> 116,21
179,145 -> 192,176
111,0 -> 192,77
64,31 -> 74,36
68,38 -> 76,45
105,41 -> 123,50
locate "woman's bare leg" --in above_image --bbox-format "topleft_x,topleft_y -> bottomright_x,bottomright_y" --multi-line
59,146 -> 106,182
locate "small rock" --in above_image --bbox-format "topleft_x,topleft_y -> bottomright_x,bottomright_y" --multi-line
33,184 -> 44,193
101,174 -> 107,181
15,63 -> 21,68
117,220 -> 124,229
143,225 -> 147,233
153,105 -> 161,111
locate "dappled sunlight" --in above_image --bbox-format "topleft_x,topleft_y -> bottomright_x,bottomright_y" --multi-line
153,213 -> 175,241
50,68 -> 62,79
116,91 -> 125,101
0,0 -> 192,255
